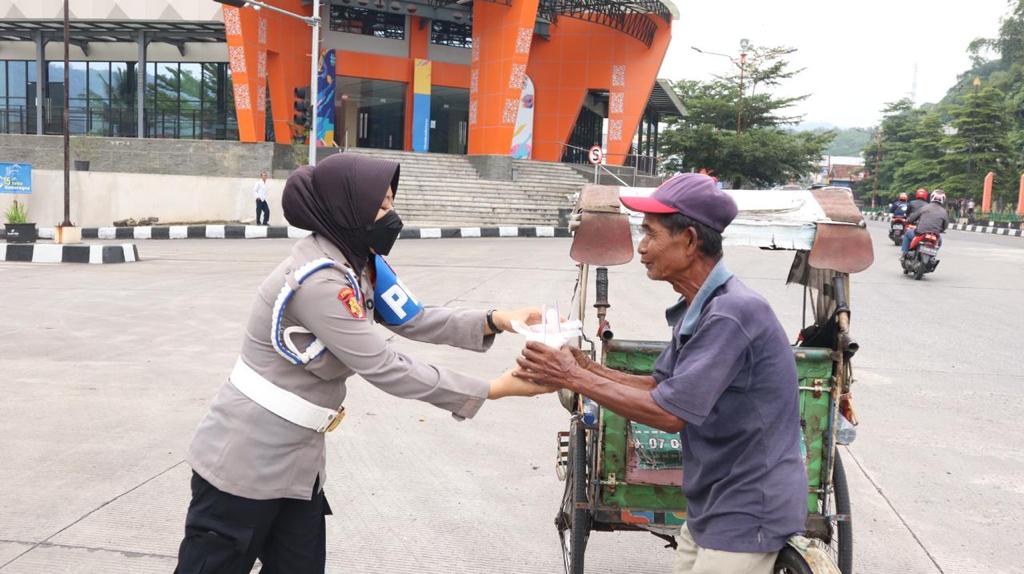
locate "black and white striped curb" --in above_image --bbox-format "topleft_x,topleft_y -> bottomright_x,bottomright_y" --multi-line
866,212 -> 1023,237
0,243 -> 139,264
9,225 -> 572,241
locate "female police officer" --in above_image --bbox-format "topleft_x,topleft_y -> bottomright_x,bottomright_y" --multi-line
175,153 -> 550,573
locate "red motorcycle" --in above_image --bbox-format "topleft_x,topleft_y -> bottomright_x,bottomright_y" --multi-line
901,232 -> 941,280
888,216 -> 907,246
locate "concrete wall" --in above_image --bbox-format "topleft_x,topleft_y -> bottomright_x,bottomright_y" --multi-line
428,44 -> 470,66
0,135 -> 301,178
0,170 -> 287,228
0,41 -> 228,62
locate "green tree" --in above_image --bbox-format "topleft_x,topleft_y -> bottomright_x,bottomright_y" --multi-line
893,111 -> 946,192
857,99 -> 924,200
660,44 -> 834,189
941,86 -> 1015,203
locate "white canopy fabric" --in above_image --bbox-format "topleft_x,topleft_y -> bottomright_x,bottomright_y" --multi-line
617,187 -> 829,251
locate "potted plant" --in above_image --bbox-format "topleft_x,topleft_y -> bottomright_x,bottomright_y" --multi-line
4,199 -> 37,243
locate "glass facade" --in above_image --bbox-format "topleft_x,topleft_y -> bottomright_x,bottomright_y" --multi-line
431,21 -> 472,48
337,76 -> 406,150
0,59 -> 237,139
429,86 -> 468,154
330,6 -> 406,39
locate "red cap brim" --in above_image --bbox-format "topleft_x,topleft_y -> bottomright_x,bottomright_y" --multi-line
619,195 -> 677,214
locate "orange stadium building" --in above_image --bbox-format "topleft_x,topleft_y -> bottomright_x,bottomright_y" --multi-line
230,0 -> 681,166
0,0 -> 682,168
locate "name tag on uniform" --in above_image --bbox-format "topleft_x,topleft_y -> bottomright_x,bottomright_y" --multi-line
373,256 -> 423,326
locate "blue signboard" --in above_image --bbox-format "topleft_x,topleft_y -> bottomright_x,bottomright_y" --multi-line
0,163 -> 32,194
316,49 -> 336,147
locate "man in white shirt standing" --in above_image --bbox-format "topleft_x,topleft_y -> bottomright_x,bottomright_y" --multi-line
254,171 -> 270,226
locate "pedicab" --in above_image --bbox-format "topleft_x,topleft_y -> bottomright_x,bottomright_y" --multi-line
555,185 -> 874,574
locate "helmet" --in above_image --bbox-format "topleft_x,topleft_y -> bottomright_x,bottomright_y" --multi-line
898,192 -> 908,201
915,188 -> 928,200
930,190 -> 946,205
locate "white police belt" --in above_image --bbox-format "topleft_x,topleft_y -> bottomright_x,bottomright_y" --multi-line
229,358 -> 346,433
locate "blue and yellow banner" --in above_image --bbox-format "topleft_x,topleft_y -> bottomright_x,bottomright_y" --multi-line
412,59 -> 432,153
0,163 -> 32,194
316,49 -> 336,147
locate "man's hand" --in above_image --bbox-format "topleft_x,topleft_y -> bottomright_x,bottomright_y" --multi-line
567,346 -> 596,372
491,307 -> 544,333
515,341 -> 585,390
487,368 -> 556,399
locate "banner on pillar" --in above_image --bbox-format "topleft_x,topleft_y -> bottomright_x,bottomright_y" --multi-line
412,59 -> 432,153
316,49 -> 337,147
510,75 -> 534,159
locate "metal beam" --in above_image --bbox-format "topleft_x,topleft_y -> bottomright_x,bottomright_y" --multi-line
34,31 -> 45,135
69,38 -> 89,56
137,30 -> 146,139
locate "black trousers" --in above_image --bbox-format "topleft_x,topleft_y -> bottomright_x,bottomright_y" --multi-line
175,472 -> 332,574
256,199 -> 270,225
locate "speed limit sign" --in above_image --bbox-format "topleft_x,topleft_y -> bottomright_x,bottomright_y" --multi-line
588,145 -> 604,165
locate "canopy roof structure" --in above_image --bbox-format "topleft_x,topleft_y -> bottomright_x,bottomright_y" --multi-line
0,19 -> 225,54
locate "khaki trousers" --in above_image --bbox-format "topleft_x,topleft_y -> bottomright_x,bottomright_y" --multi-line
673,525 -> 778,574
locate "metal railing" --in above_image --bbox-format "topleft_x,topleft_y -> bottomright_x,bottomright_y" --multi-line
557,142 -> 661,186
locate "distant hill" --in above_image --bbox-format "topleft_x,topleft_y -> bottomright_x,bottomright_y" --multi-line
798,126 -> 872,156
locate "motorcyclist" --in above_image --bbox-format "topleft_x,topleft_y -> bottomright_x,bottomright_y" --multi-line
902,190 -> 949,257
890,192 -> 909,218
906,188 -> 929,219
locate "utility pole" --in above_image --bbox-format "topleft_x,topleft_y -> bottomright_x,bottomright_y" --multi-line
736,51 -> 747,135
61,0 -> 71,227
871,130 -> 881,208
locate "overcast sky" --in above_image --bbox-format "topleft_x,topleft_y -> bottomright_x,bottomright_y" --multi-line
660,0 -> 1013,128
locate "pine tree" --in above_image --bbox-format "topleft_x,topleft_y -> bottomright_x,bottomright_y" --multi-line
893,111 -> 946,192
941,86 -> 1015,203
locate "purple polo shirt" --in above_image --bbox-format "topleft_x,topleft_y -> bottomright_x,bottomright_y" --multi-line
650,262 -> 807,553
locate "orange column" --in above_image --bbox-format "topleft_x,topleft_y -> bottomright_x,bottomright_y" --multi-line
468,0 -> 540,156
982,171 -> 994,213
404,16 -> 431,151
1017,174 -> 1024,216
223,6 -> 268,142
526,17 -> 672,164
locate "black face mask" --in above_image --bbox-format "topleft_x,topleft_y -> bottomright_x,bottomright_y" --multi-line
366,209 -> 404,256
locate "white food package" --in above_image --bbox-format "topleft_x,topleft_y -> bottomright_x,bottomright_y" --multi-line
510,306 -> 583,349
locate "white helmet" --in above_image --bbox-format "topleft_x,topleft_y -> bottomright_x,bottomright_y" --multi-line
930,190 -> 946,205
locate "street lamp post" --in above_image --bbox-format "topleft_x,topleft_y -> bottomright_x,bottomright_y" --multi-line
214,0 -> 321,166
691,44 -> 749,134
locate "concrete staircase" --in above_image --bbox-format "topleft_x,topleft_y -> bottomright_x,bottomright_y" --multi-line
339,148 -> 586,227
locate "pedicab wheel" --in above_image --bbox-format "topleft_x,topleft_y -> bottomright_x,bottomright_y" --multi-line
773,547 -> 814,574
828,450 -> 853,574
557,419 -> 591,574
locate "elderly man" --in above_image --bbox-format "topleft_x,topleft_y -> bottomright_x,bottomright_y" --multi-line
517,174 -> 807,574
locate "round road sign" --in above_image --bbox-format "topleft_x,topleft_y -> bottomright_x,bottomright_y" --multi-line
588,145 -> 603,165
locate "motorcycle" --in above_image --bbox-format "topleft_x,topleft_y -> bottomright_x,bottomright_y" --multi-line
901,232 -> 941,280
888,216 -> 907,246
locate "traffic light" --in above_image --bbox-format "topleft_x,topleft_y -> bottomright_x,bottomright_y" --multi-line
293,86 -> 310,129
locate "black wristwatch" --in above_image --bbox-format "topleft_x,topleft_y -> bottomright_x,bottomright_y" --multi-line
486,309 -> 503,334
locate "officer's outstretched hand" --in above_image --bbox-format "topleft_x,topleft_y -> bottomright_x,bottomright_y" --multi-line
490,307 -> 546,333
488,368 -> 557,399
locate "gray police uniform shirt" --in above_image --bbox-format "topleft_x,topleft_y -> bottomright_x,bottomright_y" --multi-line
187,234 -> 493,500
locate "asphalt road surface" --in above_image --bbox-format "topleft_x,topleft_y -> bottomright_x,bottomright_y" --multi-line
0,220 -> 1020,573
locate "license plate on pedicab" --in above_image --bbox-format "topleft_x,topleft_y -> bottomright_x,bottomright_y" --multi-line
919,246 -> 938,256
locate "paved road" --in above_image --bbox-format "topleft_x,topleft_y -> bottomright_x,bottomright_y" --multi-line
0,221 -> 1020,573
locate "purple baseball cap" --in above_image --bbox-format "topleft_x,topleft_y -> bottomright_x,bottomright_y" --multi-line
620,173 -> 738,232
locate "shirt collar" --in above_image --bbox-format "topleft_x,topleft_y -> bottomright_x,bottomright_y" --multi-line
664,261 -> 734,336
